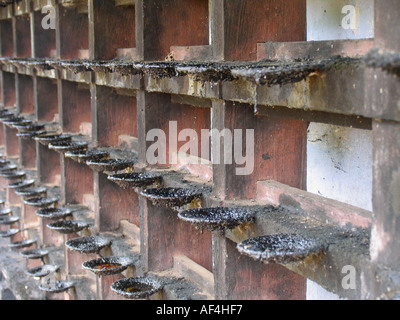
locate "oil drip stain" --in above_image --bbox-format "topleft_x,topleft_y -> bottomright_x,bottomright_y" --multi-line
262,153 -> 271,160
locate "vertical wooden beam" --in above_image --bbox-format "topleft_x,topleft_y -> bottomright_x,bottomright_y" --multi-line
91,84 -> 140,232
30,11 -> 35,58
211,100 -> 308,299
210,0 -> 224,61
136,89 -> 147,165
138,91 -> 213,273
0,72 -> 3,107
135,0 -> 144,60
363,0 -> 400,300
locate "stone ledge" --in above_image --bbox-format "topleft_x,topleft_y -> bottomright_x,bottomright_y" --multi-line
0,236 -> 45,300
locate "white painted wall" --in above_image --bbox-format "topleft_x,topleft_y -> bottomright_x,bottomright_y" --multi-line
306,124 -> 372,300
307,0 -> 374,41
307,123 -> 373,211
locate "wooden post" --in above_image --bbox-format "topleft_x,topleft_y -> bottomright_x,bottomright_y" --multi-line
363,0 -> 400,300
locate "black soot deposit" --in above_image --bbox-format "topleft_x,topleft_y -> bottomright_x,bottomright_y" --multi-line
35,208 -> 74,220
34,133 -> 72,146
86,158 -> 135,173
82,256 -> 137,276
140,187 -> 202,208
20,248 -> 49,260
0,215 -> 20,225
111,277 -> 162,299
65,149 -> 110,164
23,197 -> 58,208
364,48 -> 400,77
8,238 -> 38,249
8,179 -> 35,189
0,229 -> 20,238
65,236 -> 111,254
0,170 -> 26,179
0,208 -> 12,216
27,265 -> 60,278
15,187 -> 47,198
39,280 -> 74,293
107,172 -> 162,189
178,207 -> 256,231
49,141 -> 89,153
47,220 -> 91,234
237,233 -> 327,264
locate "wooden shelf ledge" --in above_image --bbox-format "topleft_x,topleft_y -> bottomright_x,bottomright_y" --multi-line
257,39 -> 375,61
256,180 -> 372,229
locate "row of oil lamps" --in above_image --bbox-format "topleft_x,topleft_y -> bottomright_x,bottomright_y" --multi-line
0,106 -> 326,299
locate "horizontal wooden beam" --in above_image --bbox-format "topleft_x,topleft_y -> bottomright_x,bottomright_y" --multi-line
6,54 -> 400,122
256,180 -> 372,229
257,39 -> 375,61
